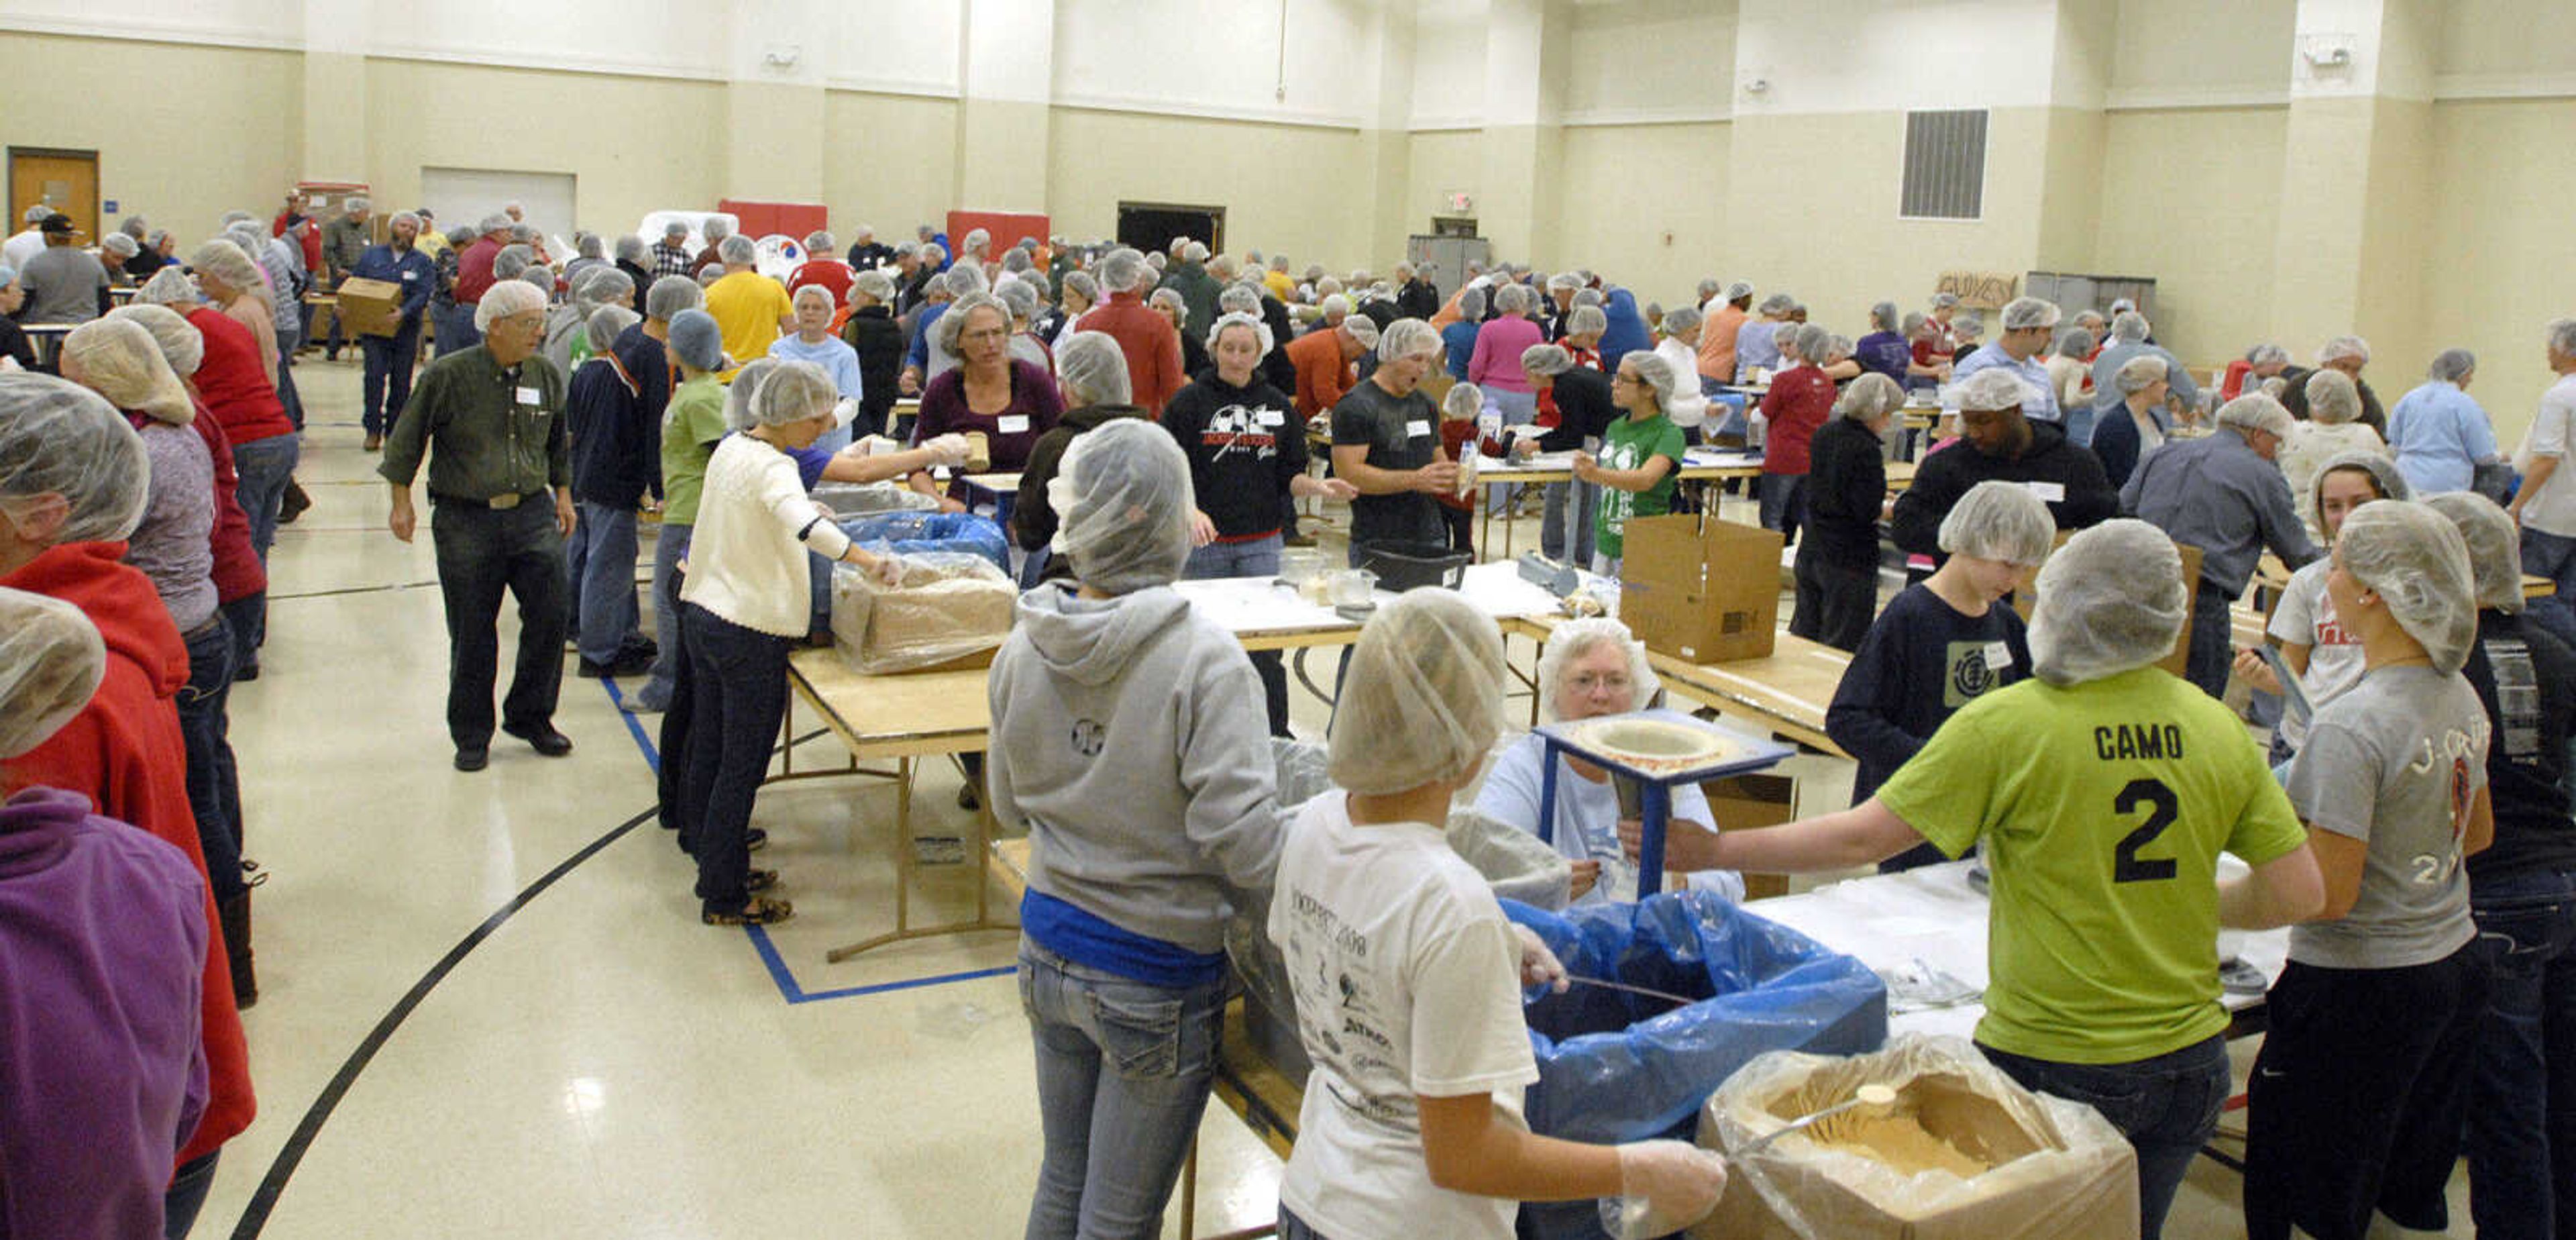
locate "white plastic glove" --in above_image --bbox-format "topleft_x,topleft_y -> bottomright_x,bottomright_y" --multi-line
922,433 -> 973,468
1511,924 -> 1568,994
1605,1140 -> 1729,1239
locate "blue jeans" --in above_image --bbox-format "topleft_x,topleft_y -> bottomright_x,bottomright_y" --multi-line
565,501 -> 644,664
434,301 -> 481,355
2183,586 -> 2235,700
1757,472 -> 1806,544
1277,1207 -> 1329,1239
1018,939 -> 1226,1240
2468,868 -> 2576,1240
360,321 -> 423,436
2524,528 -> 2576,649
230,432 -> 301,564
1542,478 -> 1599,565
164,1149 -> 219,1239
1983,1034 -> 2229,1240
176,613 -> 246,905
1186,535 -> 1291,735
273,321 -> 306,430
634,523 -> 692,712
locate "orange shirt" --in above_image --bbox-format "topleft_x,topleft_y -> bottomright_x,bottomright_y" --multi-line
1699,303 -> 1748,382
1286,328 -> 1353,424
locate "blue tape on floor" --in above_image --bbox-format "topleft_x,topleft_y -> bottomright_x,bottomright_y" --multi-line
600,676 -> 1010,1004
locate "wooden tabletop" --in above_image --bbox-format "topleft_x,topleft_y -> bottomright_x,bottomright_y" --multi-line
1884,460 -> 1917,493
787,650 -> 993,758
1505,617 -> 1849,757
2255,552 -> 2551,599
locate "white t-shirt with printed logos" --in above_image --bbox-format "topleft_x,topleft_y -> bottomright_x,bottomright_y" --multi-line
2515,372 -> 2576,537
2266,559 -> 2369,751
1269,793 -> 1540,1240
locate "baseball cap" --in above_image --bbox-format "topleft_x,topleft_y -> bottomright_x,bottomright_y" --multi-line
39,213 -> 81,237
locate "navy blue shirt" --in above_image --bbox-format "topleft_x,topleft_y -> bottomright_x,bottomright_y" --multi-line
348,244 -> 437,321
565,354 -> 658,508
1825,583 -> 2032,806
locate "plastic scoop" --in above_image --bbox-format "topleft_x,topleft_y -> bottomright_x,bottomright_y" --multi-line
1733,1084 -> 1901,1157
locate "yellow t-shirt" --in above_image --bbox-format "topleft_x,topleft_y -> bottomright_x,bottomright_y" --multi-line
705,270 -> 792,382
1874,667 -> 2309,1064
1263,269 -> 1295,302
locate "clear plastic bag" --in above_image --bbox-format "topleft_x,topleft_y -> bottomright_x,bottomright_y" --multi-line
1695,1034 -> 2139,1239
810,479 -> 941,518
828,552 -> 1015,675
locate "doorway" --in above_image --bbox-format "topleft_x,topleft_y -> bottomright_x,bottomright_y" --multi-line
8,148 -> 99,239
1116,202 -> 1224,254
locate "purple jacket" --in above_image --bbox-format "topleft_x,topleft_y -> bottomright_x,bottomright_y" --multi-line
0,786 -> 209,1240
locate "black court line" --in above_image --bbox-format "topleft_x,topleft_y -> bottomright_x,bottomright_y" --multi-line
226,805 -> 656,1239
267,580 -> 441,601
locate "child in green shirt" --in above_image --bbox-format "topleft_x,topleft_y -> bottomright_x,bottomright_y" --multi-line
1576,351 -> 1687,573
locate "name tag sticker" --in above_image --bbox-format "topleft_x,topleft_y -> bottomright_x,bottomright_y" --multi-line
515,386 -> 541,405
1405,419 -> 1432,440
997,415 -> 1031,434
1984,641 -> 2014,669
1256,409 -> 1285,427
2027,480 -> 2065,503
402,271 -> 418,280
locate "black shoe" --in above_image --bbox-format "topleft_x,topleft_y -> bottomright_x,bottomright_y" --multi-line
277,481 -> 313,525
746,827 -> 768,852
576,650 -> 655,678
233,664 -> 260,684
502,723 -> 574,756
454,745 -> 490,772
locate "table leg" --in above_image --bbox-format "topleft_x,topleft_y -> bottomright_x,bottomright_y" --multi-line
1181,1141 -> 1198,1240
825,751 -> 1019,962
1536,741 -> 1560,845
1638,780 -> 1671,896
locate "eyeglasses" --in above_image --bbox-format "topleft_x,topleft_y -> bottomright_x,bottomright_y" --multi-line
1566,671 -> 1632,695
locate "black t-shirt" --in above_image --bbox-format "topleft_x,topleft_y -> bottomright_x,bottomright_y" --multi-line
1163,376 -> 1309,539
2464,611 -> 2576,884
1803,417 -> 1888,567
1330,378 -> 1443,553
1888,419 -> 2118,558
1825,583 -> 2032,805
1532,367 -> 1621,452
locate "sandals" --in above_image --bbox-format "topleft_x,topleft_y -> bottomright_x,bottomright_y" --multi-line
702,896 -> 794,926
745,869 -> 780,894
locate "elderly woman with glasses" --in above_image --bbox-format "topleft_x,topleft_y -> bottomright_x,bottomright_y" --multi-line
910,292 -> 1065,508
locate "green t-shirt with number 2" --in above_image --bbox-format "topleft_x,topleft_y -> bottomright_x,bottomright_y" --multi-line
1874,666 -> 2309,1064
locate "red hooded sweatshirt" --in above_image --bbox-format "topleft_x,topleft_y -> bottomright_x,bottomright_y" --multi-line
0,541 -> 254,1166
188,399 -> 268,605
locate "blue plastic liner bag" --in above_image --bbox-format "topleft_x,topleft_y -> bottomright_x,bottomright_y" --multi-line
835,511 -> 1010,574
1505,889 -> 1887,1240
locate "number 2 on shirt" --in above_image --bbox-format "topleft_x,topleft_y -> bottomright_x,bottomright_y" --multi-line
2111,778 -> 2179,883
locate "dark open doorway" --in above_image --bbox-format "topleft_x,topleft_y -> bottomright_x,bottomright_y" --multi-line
1116,202 -> 1224,254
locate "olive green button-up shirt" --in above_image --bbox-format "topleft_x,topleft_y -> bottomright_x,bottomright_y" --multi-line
378,345 -> 569,502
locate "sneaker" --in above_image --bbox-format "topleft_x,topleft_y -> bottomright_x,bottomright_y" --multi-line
276,481 -> 313,525
364,433 -> 382,452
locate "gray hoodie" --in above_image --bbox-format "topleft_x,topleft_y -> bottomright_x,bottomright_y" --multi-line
988,583 -> 1285,953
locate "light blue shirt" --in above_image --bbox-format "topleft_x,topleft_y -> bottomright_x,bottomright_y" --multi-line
1471,732 -> 1742,905
1951,343 -> 2061,423
2386,380 -> 2497,495
1734,319 -> 1783,380
769,333 -> 866,454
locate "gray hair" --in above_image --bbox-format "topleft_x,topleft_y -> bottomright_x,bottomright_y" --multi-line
612,233 -> 648,264
2246,342 -> 2289,367
804,230 -> 835,254
937,292 -> 1010,355
2113,354 -> 2169,396
2318,335 -> 2371,366
2109,311 -> 2149,344
2546,319 -> 2576,360
1835,372 -> 1904,422
2427,348 -> 2476,384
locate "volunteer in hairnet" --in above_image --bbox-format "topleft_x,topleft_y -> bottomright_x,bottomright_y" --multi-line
1890,367 -> 2118,560
1951,295 -> 2064,423
2123,393 -> 2320,699
1680,519 -> 2324,1239
2421,493 -> 2576,1239
1473,617 -> 1740,905
987,419 -> 1287,1240
0,587 -> 218,1240
1270,591 -> 1730,1240
2245,502 -> 2493,1240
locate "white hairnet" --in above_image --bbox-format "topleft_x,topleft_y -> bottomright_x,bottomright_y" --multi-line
745,359 -> 835,429
1098,248 -> 1146,294
2309,450 -> 2411,539
663,219 -> 690,239
586,305 -> 640,356
1341,315 -> 1381,350
1931,292 -> 1960,309
2000,297 -> 2061,331
1377,317 -> 1436,362
2339,501 -> 2478,672
1954,315 -> 1985,340
1328,589 -> 1505,794
2215,393 -> 2295,440
1758,293 -> 1796,316
0,374 -> 150,546
188,239 -> 261,293
2427,348 -> 2477,384
791,282 -> 835,314
1521,343 -> 1572,377
1723,280 -> 1754,301
1147,287 -> 1187,325
702,217 -> 732,241
2302,368 -> 2361,424
943,264 -> 989,297
1939,479 -> 2056,564
1217,284 -> 1260,317
1792,323 -> 1833,364
1457,285 -> 1488,319
1546,272 -> 1580,293
571,265 -> 632,309
1534,616 -> 1661,723
105,305 -> 205,378
134,266 -> 200,309
1320,293 -> 1352,320
474,278 -> 547,332
1444,382 -> 1484,421
613,234 -> 648,264
1623,351 -> 1680,411
491,244 -> 535,282
851,269 -> 895,304
2110,311 -> 2149,343
0,586 -> 105,760
993,278 -> 1038,320
1954,367 -> 2030,412
1055,331 -> 1132,407
1570,289 -> 1603,310
62,318 -> 193,427
717,234 -> 757,266
1566,305 -> 1607,338
574,232 -> 604,259
804,230 -> 835,253
2113,354 -> 2169,396
1046,419 -> 1194,594
2422,492 -> 2524,613
667,309 -> 724,372
1205,311 -> 1272,358
100,233 -> 138,258
2029,519 -> 2188,686
2053,327 -> 2095,360
1835,372 -> 1904,422
2317,335 -> 2371,366
2247,342 -> 2290,367
645,274 -> 703,321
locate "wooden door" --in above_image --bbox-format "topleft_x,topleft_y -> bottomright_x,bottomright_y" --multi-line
8,150 -> 99,239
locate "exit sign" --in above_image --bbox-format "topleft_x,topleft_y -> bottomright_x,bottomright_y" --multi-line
103,199 -> 119,213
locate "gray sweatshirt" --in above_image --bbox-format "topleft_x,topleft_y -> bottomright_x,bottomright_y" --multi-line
988,583 -> 1284,953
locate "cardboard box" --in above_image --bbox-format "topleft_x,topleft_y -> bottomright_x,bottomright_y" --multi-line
332,276 -> 406,338
1701,772 -> 1796,900
830,558 -> 1014,675
1619,515 -> 1785,665
1694,1037 -> 2139,1240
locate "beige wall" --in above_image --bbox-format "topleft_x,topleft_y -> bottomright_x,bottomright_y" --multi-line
1404,130 -> 1483,256
364,60 -> 727,238
1553,122 -> 1731,312
2426,97 -> 2576,446
0,33 -> 303,238
821,91 -> 959,245
2093,106 -> 2289,370
1042,109 -> 1366,267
